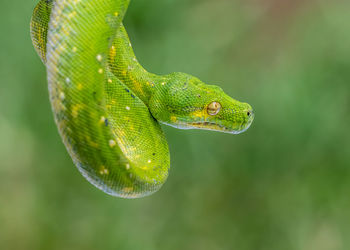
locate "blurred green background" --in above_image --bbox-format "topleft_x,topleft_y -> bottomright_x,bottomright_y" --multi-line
1,0 -> 350,249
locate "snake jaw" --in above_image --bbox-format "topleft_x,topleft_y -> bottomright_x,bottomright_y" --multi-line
177,112 -> 254,134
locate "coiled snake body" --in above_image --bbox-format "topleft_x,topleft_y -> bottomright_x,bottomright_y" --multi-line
30,0 -> 254,198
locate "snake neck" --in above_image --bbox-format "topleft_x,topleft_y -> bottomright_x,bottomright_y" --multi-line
109,24 -> 164,106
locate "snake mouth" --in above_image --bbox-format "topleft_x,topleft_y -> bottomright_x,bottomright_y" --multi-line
187,121 -> 251,134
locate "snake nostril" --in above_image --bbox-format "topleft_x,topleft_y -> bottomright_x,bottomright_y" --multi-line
247,110 -> 254,118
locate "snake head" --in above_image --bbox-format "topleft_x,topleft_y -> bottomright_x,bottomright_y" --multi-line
150,72 -> 254,134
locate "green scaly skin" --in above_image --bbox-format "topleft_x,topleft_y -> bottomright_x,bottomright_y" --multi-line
30,0 -> 254,198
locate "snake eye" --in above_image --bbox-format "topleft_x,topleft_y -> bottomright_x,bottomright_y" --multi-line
207,102 -> 221,116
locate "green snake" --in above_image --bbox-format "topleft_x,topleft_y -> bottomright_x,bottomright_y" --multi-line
30,0 -> 254,198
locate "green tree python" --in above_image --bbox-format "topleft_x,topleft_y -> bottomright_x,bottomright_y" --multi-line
30,0 -> 254,198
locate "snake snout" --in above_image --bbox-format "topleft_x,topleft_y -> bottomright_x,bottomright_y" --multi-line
245,108 -> 254,129
241,104 -> 254,131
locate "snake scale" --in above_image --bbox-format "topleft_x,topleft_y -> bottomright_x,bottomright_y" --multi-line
30,0 -> 254,198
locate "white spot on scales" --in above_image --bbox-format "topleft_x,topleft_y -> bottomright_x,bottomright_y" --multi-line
96,54 -> 103,62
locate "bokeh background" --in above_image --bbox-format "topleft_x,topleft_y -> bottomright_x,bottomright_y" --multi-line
1,0 -> 350,249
